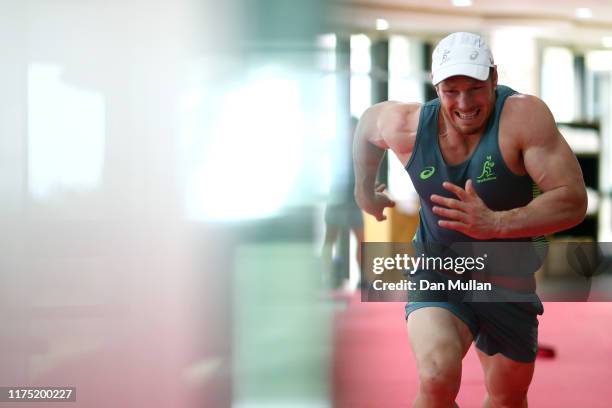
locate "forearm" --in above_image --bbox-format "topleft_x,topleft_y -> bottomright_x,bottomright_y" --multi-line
352,108 -> 386,206
495,185 -> 587,238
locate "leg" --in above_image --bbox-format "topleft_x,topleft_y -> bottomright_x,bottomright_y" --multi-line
350,225 -> 364,268
407,307 -> 474,408
321,224 -> 339,286
477,350 -> 534,408
351,226 -> 368,290
322,225 -> 339,259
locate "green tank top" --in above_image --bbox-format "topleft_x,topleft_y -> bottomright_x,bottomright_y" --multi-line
405,85 -> 546,245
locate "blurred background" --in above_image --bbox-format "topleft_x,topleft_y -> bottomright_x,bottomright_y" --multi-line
0,0 -> 611,407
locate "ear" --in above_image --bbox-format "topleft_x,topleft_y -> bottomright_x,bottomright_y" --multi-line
491,65 -> 498,88
431,75 -> 440,96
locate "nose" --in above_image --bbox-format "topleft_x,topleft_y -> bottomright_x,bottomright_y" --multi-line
457,92 -> 471,110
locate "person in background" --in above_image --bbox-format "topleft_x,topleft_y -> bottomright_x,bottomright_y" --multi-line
323,117 -> 365,291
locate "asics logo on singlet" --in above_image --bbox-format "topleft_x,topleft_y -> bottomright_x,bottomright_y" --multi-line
419,166 -> 436,180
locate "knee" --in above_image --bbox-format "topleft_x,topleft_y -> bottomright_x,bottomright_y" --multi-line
487,389 -> 528,408
417,350 -> 462,399
484,363 -> 532,408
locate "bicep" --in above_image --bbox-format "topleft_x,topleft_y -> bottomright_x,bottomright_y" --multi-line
521,106 -> 584,192
355,104 -> 390,150
378,103 -> 419,165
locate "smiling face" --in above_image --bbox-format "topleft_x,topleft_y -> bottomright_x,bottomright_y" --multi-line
435,68 -> 498,137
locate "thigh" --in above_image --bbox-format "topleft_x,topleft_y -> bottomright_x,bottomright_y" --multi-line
350,226 -> 364,244
477,349 -> 535,395
323,225 -> 339,246
407,306 -> 474,363
472,301 -> 541,363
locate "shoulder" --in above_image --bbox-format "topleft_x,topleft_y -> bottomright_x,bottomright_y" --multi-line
503,93 -> 555,125
501,93 -> 559,144
375,101 -> 421,134
373,101 -> 421,122
365,101 -> 421,160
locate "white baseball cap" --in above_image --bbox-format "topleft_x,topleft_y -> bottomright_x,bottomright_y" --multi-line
431,32 -> 494,85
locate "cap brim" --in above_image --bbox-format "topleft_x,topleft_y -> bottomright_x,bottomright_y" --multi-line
432,64 -> 490,85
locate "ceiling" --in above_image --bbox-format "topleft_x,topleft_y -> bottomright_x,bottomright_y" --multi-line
333,0 -> 612,48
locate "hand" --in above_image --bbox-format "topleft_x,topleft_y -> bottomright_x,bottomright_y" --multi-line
358,182 -> 396,222
430,179 -> 500,239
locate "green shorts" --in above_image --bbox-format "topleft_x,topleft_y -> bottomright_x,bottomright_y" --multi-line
405,299 -> 543,363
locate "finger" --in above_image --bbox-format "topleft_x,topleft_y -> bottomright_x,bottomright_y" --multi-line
432,206 -> 466,222
375,213 -> 387,222
437,219 -> 467,233
430,194 -> 465,210
375,183 -> 387,192
442,182 -> 468,201
376,192 -> 395,208
465,179 -> 477,196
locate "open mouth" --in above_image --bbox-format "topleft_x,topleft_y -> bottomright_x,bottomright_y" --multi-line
455,109 -> 479,120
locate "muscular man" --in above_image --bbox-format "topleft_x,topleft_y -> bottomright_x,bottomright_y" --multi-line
353,32 -> 587,408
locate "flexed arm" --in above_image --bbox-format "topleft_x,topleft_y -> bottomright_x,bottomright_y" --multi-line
353,102 -> 420,221
495,96 -> 587,237
432,95 -> 587,239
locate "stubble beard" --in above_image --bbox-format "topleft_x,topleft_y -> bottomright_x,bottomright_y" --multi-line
442,109 -> 485,138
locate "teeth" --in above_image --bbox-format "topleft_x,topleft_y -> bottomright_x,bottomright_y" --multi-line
456,110 -> 478,120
